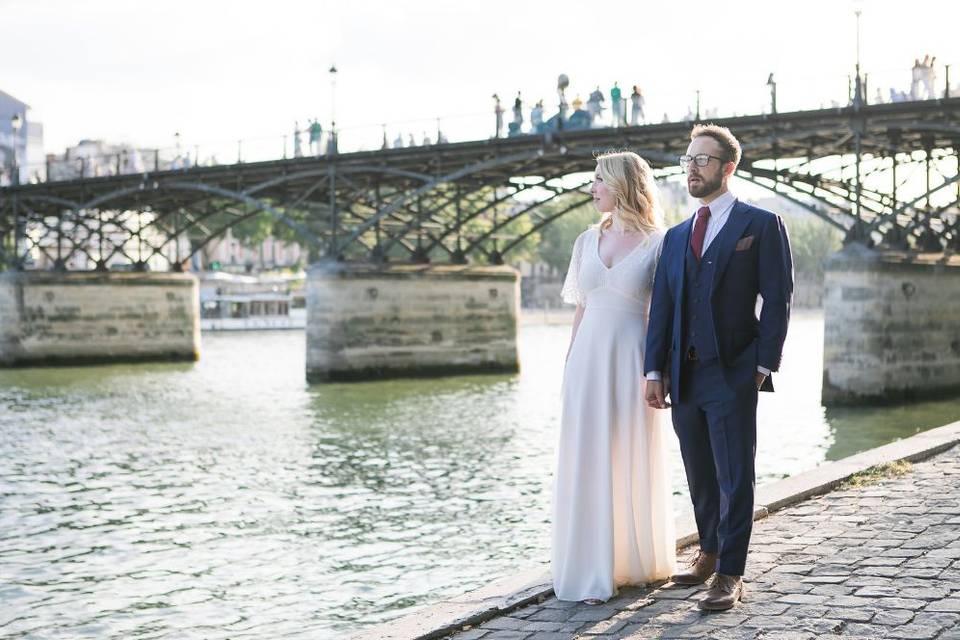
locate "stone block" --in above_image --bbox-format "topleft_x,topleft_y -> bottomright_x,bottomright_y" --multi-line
0,270 -> 199,366
306,262 -> 520,381
822,244 -> 960,404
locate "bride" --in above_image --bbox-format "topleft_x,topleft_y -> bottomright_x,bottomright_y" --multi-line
552,151 -> 676,603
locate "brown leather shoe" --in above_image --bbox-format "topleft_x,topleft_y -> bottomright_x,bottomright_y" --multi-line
698,573 -> 743,611
670,549 -> 717,585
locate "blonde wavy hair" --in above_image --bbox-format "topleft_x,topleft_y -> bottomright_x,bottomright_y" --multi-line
595,151 -> 664,234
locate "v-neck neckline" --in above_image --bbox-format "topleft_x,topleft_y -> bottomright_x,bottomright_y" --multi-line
596,227 -> 649,271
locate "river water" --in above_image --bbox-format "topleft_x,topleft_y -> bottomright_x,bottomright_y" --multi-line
1,311 -> 957,638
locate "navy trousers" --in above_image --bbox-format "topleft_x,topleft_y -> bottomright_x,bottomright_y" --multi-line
672,357 -> 758,576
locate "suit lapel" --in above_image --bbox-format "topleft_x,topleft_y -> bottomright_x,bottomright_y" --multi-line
710,200 -> 751,293
674,216 -> 694,296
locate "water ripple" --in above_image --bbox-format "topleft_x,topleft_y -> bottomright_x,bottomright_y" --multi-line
0,317 -> 956,637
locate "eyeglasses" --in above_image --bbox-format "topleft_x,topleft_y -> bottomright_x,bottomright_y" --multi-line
679,153 -> 729,169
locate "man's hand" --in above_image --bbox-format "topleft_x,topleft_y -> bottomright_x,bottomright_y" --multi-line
755,372 -> 767,390
645,379 -> 671,409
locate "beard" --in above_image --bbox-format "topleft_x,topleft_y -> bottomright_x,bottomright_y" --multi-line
687,172 -> 723,198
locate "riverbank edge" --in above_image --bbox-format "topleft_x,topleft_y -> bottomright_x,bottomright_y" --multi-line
350,418 -> 960,640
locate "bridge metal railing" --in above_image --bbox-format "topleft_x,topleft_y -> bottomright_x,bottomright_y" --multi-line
2,63 -> 956,188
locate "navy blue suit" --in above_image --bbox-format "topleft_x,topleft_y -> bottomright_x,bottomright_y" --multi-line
644,199 -> 793,576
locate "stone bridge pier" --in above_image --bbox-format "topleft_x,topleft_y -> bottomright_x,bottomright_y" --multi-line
0,271 -> 200,367
305,263 -> 520,382
822,244 -> 960,404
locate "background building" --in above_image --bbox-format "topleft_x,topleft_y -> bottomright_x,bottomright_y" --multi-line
0,89 -> 44,184
194,229 -> 306,273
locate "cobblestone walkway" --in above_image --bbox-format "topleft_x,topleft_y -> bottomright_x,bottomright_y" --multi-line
445,445 -> 960,639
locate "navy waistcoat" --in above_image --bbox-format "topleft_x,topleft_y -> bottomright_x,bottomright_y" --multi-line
681,236 -> 721,361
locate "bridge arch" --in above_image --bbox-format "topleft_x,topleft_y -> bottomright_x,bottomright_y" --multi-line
4,99 -> 959,270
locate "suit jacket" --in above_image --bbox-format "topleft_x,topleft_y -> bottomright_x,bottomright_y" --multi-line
644,200 -> 793,403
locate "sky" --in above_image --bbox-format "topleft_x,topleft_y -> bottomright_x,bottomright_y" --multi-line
3,0 -> 959,160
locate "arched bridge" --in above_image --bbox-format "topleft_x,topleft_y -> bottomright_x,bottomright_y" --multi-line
2,97 -> 959,271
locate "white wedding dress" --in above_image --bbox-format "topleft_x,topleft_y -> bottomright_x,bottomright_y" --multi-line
552,225 -> 677,602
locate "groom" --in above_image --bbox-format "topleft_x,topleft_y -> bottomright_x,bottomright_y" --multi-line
644,124 -> 793,610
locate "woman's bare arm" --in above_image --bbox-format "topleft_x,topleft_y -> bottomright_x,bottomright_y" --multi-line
565,304 -> 586,361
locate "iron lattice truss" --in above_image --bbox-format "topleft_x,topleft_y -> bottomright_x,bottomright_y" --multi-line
1,98 -> 958,271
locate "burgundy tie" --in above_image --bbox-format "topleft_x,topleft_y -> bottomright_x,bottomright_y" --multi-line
690,206 -> 711,260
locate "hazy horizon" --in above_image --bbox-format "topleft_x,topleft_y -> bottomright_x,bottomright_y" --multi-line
3,0 -> 958,157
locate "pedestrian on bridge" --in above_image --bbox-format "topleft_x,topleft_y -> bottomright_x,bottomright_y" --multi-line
508,92 -> 524,137
911,58 -> 923,100
513,92 -> 523,127
493,94 -> 505,138
587,87 -> 604,124
610,82 -> 623,127
309,119 -> 323,156
923,56 -> 938,99
530,100 -> 544,132
293,121 -> 303,158
630,86 -> 646,125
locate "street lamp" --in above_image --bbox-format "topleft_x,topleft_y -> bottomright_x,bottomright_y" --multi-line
10,113 -> 22,185
766,73 -> 777,114
557,73 -> 569,130
328,63 -> 338,154
853,8 -> 863,106
854,9 -> 862,72
9,112 -> 23,268
329,64 -> 338,128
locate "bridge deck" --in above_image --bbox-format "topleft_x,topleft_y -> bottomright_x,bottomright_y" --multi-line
5,98 -> 958,206
1,98 -> 958,269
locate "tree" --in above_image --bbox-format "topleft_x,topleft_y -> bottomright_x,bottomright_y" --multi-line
787,216 -> 843,280
534,195 -> 599,275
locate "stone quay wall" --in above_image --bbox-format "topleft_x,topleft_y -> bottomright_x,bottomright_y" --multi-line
822,244 -> 960,404
306,263 -> 520,382
0,271 -> 200,367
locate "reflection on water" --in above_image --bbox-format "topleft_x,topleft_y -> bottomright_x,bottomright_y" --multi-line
0,311 -> 956,637
823,401 -> 960,461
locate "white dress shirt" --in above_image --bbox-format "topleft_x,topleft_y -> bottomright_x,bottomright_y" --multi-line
698,190 -> 737,255
646,190 -> 771,382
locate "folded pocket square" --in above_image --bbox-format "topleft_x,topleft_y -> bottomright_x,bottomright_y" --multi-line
735,235 -> 755,251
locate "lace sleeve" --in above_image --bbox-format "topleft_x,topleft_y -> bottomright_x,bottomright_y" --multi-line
650,230 -> 667,289
561,230 -> 588,306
